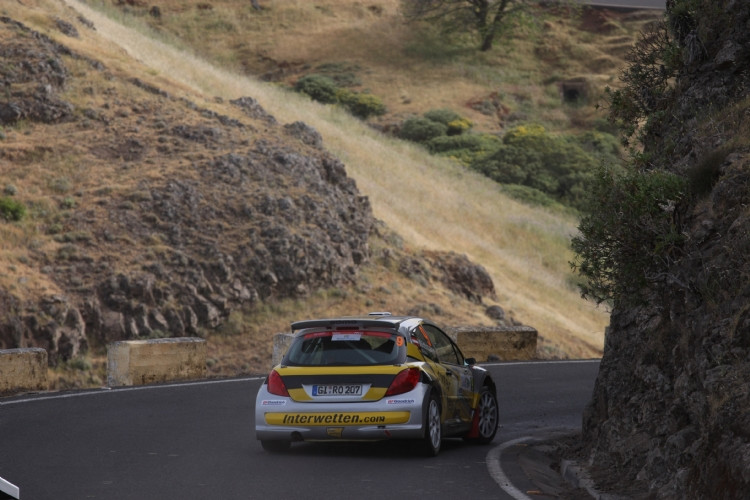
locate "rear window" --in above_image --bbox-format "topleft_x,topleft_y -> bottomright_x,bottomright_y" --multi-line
283,330 -> 405,366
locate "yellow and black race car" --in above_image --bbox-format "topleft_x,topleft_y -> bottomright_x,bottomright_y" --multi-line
255,313 -> 499,456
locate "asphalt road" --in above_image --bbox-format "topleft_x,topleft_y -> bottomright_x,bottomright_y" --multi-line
0,360 -> 599,500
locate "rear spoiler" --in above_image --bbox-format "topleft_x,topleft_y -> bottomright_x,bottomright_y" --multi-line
291,318 -> 401,332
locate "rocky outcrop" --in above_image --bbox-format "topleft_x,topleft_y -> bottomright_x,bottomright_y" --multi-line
0,16 -> 103,126
0,291 -> 88,365
0,16 -> 374,363
582,2 -> 750,497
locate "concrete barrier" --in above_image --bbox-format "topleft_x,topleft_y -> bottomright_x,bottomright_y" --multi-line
271,325 -> 538,367
449,326 -> 538,361
107,338 -> 207,387
272,333 -> 294,367
0,348 -> 48,396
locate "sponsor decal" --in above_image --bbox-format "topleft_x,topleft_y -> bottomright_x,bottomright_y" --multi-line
327,427 -> 344,438
261,400 -> 287,406
265,411 -> 410,426
386,399 -> 415,405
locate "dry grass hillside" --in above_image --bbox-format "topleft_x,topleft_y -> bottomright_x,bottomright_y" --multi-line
0,0 -> 661,387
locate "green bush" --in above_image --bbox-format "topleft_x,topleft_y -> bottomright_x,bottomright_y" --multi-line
423,108 -> 462,125
426,133 -> 489,153
336,89 -> 387,119
472,124 -> 598,209
294,74 -> 339,104
571,166 -> 687,305
426,133 -> 501,165
604,20 -> 680,147
574,131 -> 621,163
0,197 -> 26,221
446,118 -> 472,135
295,74 -> 386,119
399,117 -> 448,143
424,108 -> 472,135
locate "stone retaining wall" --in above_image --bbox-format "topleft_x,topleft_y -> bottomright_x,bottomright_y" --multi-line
0,348 -> 48,396
107,338 -> 207,387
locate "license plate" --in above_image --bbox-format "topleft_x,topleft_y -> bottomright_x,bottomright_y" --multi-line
312,384 -> 362,396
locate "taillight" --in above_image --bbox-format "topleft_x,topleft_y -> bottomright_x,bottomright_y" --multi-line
385,368 -> 420,396
267,370 -> 290,397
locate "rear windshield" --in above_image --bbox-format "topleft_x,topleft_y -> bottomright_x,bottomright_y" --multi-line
283,330 -> 405,366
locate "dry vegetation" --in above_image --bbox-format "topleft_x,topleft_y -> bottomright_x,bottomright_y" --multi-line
0,0 -> 662,387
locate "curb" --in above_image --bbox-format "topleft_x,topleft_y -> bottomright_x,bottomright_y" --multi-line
560,459 -> 630,500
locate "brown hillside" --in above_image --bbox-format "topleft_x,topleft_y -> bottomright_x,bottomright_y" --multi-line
0,2 -> 518,388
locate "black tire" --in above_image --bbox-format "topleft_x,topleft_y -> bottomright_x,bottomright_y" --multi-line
472,385 -> 499,444
421,392 -> 442,457
260,440 -> 291,453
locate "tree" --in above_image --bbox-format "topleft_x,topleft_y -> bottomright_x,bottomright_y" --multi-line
401,0 -> 529,51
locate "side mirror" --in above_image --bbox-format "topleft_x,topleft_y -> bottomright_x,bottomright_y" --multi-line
465,357 -> 476,366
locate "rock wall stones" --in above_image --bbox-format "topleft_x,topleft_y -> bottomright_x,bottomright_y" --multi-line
582,3 -> 750,497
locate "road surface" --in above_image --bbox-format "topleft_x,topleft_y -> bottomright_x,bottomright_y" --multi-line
0,360 -> 599,500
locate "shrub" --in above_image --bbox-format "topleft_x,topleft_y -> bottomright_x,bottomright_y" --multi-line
399,117 -> 448,143
575,131 -> 621,163
336,89 -> 387,119
571,166 -> 687,305
446,118 -> 472,135
604,20 -> 680,146
473,124 -> 598,209
426,133 -> 501,165
0,197 -> 26,221
424,108 -> 472,135
427,133 -> 495,153
424,108 -> 462,125
294,74 -> 339,104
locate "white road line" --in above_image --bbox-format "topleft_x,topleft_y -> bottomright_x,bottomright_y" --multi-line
0,376 -> 265,406
0,475 -> 20,499
487,437 -> 534,500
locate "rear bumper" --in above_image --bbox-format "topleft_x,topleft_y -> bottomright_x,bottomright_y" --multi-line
255,384 -> 428,442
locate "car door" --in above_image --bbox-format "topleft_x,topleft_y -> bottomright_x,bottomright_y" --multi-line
411,325 -> 455,419
421,324 -> 474,426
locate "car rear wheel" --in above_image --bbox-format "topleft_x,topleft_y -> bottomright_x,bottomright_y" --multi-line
260,440 -> 291,453
421,393 -> 441,456
475,386 -> 498,444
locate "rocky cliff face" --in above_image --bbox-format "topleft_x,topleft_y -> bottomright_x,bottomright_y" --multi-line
583,2 -> 750,497
0,15 -> 374,362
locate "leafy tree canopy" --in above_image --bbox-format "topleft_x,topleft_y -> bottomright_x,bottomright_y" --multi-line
401,0 -> 533,52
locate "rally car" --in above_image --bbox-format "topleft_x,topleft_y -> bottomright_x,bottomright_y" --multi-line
254,313 -> 499,456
